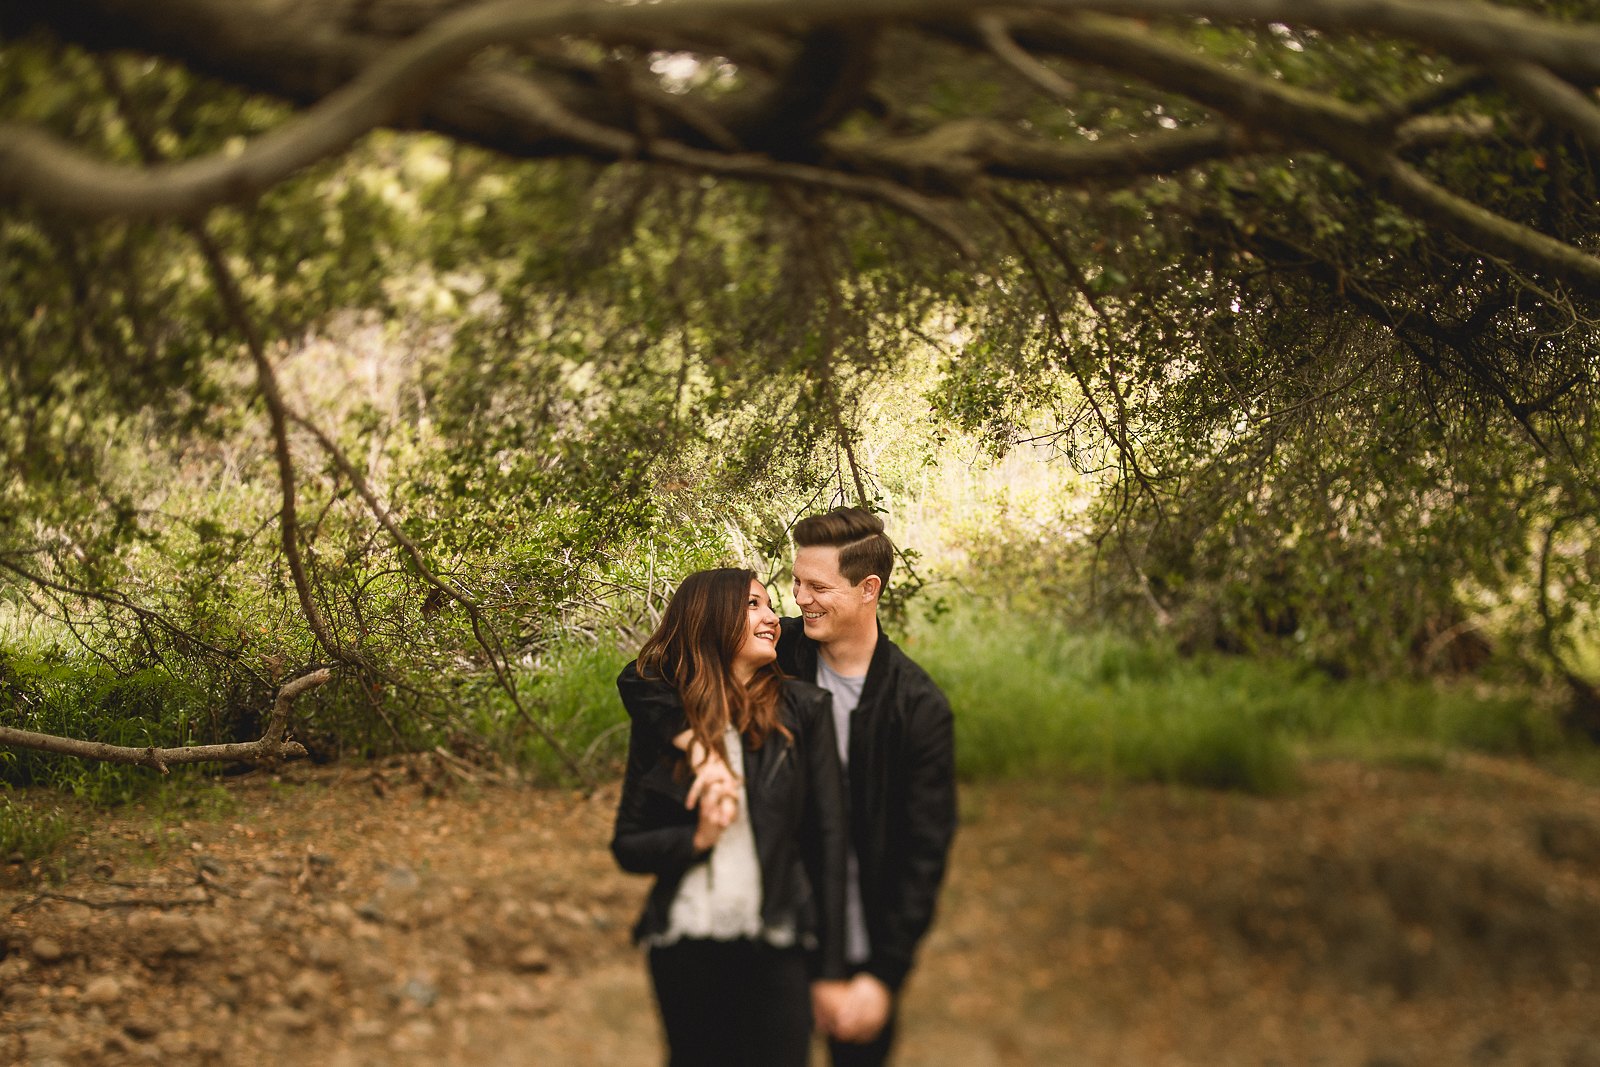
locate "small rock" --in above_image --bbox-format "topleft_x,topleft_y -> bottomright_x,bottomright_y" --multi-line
285,968 -> 333,1006
395,976 -> 438,1009
167,936 -> 204,958
504,984 -> 551,1016
81,975 -> 122,1006
241,876 -> 282,900
123,1014 -> 161,1040
464,991 -> 502,1013
322,900 -> 358,927
263,1006 -> 314,1032
383,865 -> 421,895
303,935 -> 349,970
511,945 -> 551,974
155,1029 -> 194,1056
388,1018 -> 437,1053
30,937 -> 64,964
350,1018 -> 388,1040
6,851 -> 24,864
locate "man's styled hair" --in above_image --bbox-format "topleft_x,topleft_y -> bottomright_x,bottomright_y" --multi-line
793,507 -> 895,590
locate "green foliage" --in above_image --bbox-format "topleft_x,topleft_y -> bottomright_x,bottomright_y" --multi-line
0,645 -> 219,801
4,15 -> 1600,794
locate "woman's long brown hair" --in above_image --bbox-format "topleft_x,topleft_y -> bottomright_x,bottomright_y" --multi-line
636,568 -> 788,768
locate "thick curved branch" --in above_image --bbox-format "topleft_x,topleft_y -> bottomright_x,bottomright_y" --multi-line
474,68 -> 980,255
722,26 -> 881,151
3,0 -> 1598,286
1371,155 -> 1600,291
7,0 -> 1600,219
830,118 -> 1252,187
1494,63 -> 1600,154
979,15 -> 1081,102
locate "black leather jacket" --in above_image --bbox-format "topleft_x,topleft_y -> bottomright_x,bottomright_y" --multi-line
775,616 -> 957,992
611,664 -> 849,980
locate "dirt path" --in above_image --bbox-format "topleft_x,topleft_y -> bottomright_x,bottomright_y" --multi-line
4,754 -> 1600,1066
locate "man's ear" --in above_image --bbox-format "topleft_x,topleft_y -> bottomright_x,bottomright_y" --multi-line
860,575 -> 882,603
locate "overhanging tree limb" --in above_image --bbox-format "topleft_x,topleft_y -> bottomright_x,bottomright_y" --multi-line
4,0 -> 1598,206
1006,12 -> 1600,288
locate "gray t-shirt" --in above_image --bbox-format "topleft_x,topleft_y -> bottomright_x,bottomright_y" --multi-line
816,657 -> 871,966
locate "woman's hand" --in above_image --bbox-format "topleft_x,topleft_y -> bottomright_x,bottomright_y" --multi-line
691,779 -> 738,852
675,730 -> 741,821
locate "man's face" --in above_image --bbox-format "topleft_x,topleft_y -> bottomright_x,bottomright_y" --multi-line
792,545 -> 878,645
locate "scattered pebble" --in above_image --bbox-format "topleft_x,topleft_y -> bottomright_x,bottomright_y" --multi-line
30,937 -> 64,964
81,975 -> 121,1006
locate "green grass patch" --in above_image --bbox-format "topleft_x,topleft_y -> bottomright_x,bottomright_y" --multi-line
908,605 -> 1565,795
0,791 -> 74,862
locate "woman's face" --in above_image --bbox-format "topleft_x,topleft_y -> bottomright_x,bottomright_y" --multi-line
731,578 -> 779,679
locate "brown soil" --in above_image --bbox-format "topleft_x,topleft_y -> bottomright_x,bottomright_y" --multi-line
3,753 -> 1600,1066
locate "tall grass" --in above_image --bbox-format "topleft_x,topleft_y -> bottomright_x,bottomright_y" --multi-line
0,791 -> 73,862
908,604 -> 1564,794
1,645 -> 221,803
466,642 -> 630,781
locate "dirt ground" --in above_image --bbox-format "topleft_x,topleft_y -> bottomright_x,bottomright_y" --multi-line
3,752 -> 1600,1066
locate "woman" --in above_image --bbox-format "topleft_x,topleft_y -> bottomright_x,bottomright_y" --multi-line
612,568 -> 848,1067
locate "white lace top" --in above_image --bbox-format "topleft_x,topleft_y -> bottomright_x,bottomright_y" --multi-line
647,727 -> 794,948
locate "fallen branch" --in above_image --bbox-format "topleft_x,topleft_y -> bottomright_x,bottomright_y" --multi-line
0,669 -> 331,773
10,891 -> 211,914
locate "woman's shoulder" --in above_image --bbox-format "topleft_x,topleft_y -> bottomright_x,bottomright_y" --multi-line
779,677 -> 832,714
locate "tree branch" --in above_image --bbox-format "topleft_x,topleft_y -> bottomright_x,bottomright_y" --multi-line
1494,62 -> 1600,154
94,56 -> 348,664
829,117 -> 1252,187
8,0 -> 1600,218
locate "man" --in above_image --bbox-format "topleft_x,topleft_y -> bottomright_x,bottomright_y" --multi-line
616,506 -> 956,1065
784,507 -> 956,1066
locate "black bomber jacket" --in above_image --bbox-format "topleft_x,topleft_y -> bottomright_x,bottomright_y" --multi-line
610,665 -> 849,981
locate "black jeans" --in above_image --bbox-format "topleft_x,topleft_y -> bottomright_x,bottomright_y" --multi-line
647,939 -> 812,1067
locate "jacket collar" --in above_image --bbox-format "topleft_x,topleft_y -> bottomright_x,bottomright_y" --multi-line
787,616 -> 895,706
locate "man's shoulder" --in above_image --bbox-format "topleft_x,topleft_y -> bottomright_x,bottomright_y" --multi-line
876,636 -> 950,713
780,676 -> 830,707
778,677 -> 833,733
